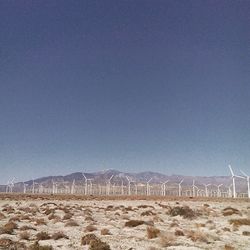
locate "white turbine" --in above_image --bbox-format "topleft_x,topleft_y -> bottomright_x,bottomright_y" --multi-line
71,179 -> 75,194
126,176 -> 131,195
23,182 -> 28,194
146,178 -> 152,196
178,179 -> 184,197
106,175 -> 113,196
203,183 -> 211,197
240,170 -> 250,198
214,184 -> 223,197
161,180 -> 169,196
82,173 -> 88,195
228,165 -> 244,198
192,180 -> 198,197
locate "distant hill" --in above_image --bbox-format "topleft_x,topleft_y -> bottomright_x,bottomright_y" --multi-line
0,169 -> 247,193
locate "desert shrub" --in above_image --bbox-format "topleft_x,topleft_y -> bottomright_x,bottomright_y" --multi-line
100,228 -> 111,235
0,212 -> 6,220
159,232 -> 176,247
242,231 -> 250,236
48,213 -> 60,221
125,220 -> 144,227
138,205 -> 154,209
20,225 -> 37,231
20,230 -> 30,240
36,231 -> 51,240
186,230 -> 208,243
44,208 -> 54,215
9,216 -> 21,222
0,238 -> 14,248
2,206 -> 15,213
169,206 -> 196,219
229,218 -> 250,227
63,213 -> 73,220
222,227 -> 230,232
29,241 -> 53,250
153,215 -> 163,223
89,239 -> 111,250
169,222 -> 179,228
203,204 -> 210,207
222,207 -> 241,216
85,216 -> 94,222
147,226 -> 160,239
0,221 -> 18,234
51,231 -> 69,240
85,224 -> 97,232
65,220 -> 79,227
141,210 -> 156,216
175,229 -> 184,236
224,244 -> 235,250
81,234 -> 99,245
34,218 -> 46,225
20,214 -> 31,220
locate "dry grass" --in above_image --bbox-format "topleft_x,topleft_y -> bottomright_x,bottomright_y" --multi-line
125,220 -> 144,227
85,224 -> 97,232
0,212 -> 6,220
20,230 -> 30,240
159,232 -> 176,247
29,241 -> 53,250
89,239 -> 111,250
81,233 -> 99,245
100,228 -> 111,235
20,225 -> 37,231
175,229 -> 184,236
242,231 -> 250,236
186,230 -> 208,243
229,218 -> 250,226
63,213 -> 73,220
36,231 -> 51,240
169,206 -> 196,219
0,238 -> 14,248
146,226 -> 160,239
64,219 -> 79,227
222,207 -> 241,216
141,210 -> 156,216
0,221 -> 18,234
51,231 -> 69,240
224,244 -> 235,250
34,218 -> 47,225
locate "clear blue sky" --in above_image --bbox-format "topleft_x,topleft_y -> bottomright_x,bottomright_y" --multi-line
0,1 -> 249,184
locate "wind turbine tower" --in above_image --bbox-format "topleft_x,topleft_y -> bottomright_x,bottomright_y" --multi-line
240,170 -> 250,198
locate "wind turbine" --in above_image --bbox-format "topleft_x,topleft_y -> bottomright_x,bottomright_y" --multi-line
126,176 -> 131,195
9,178 -> 15,193
203,183 -> 211,197
71,179 -> 75,194
23,182 -> 28,194
240,170 -> 250,198
214,184 -> 223,197
106,175 -> 114,196
146,178 -> 152,196
161,180 -> 169,196
178,179 -> 184,197
228,165 -> 243,198
192,180 -> 198,197
82,173 -> 88,195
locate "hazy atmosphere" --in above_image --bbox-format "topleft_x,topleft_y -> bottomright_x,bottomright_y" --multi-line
0,1 -> 249,184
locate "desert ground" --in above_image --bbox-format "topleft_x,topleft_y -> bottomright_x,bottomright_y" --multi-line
0,194 -> 249,250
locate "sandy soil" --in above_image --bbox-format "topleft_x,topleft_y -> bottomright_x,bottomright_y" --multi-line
0,194 -> 249,249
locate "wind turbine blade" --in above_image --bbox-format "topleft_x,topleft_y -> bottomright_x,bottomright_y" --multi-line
235,175 -> 245,179
240,170 -> 248,177
228,165 -> 234,176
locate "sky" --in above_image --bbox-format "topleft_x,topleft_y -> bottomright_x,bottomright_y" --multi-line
0,0 -> 249,184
